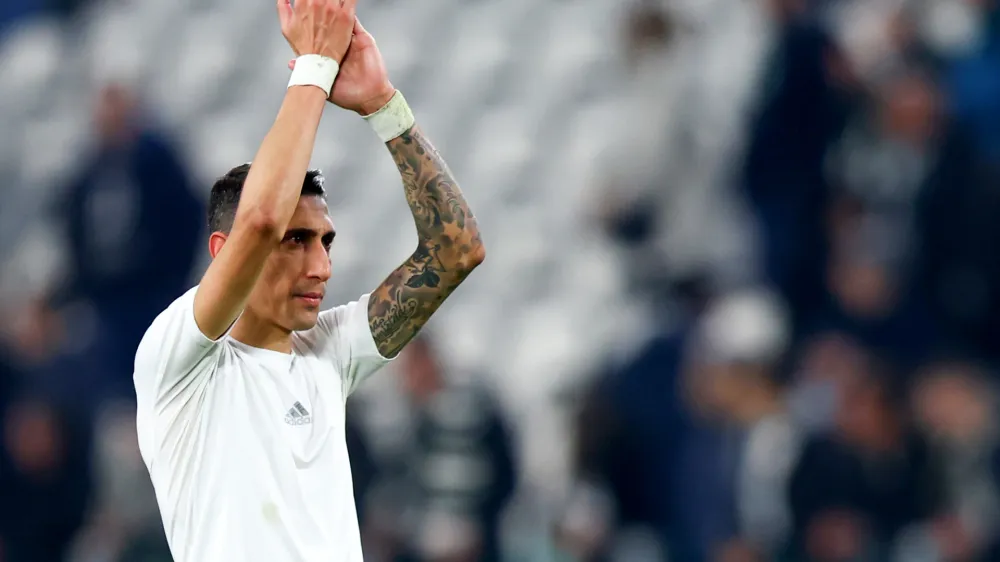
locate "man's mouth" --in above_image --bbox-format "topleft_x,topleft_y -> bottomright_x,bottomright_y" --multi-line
295,292 -> 324,307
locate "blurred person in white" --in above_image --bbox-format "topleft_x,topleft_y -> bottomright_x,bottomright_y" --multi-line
131,0 -> 485,560
903,361 -> 1000,562
680,288 -> 803,562
361,335 -> 515,562
570,287 -> 798,562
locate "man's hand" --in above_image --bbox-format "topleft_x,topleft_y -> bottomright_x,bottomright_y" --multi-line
289,18 -> 395,115
277,0 -> 357,63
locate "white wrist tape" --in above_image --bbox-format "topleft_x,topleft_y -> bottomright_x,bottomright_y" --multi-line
287,55 -> 339,96
363,90 -> 415,142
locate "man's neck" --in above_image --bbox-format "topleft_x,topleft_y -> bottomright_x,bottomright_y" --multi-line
229,312 -> 293,354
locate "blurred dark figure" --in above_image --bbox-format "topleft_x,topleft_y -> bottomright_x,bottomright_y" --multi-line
789,362 -> 947,562
572,313 -> 690,560
825,64 -> 992,364
901,67 -> 1000,361
345,407 -> 379,526
45,84 -> 203,408
0,397 -> 92,562
369,335 -> 516,562
809,201 -> 935,369
741,16 -> 854,330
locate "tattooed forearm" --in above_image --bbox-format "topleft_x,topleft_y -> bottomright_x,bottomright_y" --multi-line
368,125 -> 485,358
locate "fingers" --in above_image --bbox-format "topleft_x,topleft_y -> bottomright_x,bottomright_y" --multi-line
288,59 -> 296,70
276,0 -> 293,27
280,0 -> 356,60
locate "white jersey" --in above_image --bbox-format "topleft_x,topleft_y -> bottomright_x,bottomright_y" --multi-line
133,287 -> 390,562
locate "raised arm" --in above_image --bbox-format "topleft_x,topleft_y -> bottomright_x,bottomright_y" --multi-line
323,19 -> 484,358
367,125 -> 485,357
193,0 -> 356,339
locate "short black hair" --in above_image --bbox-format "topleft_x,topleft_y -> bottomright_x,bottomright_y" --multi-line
208,163 -> 327,233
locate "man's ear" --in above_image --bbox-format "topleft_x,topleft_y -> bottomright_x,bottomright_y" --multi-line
208,231 -> 228,259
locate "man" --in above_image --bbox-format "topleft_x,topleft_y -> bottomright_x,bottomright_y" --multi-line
132,0 -> 485,560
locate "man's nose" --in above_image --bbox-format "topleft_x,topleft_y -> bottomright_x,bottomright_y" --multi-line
306,244 -> 332,281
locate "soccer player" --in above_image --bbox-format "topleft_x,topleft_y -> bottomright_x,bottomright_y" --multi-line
131,0 -> 484,559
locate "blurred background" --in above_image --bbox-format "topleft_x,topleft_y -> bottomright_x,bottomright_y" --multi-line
3,0 -> 1000,561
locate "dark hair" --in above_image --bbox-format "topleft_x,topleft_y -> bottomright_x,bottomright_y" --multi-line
208,163 -> 327,233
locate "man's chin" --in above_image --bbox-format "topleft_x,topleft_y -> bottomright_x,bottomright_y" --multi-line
288,310 -> 321,332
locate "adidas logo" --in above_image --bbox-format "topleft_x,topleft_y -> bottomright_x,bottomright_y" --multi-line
284,401 -> 312,426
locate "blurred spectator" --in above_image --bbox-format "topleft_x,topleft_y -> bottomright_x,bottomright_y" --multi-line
677,289 -> 798,562
572,314 -> 686,559
0,397 -> 92,562
825,63 -> 991,364
346,406 -> 379,529
741,16 -> 854,329
909,361 -> 1000,561
574,287 -> 795,562
69,403 -> 167,562
366,335 -> 516,562
899,65 -> 1000,362
40,84 -> 203,410
789,362 -> 947,562
785,331 -> 868,436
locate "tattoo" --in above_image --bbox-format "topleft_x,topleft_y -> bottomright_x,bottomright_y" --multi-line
368,126 -> 484,358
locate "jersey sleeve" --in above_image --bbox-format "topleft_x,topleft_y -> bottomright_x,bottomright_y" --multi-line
311,294 -> 392,398
133,286 -> 224,408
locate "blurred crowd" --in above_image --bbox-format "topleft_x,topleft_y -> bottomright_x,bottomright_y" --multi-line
3,0 -> 1000,562
573,1 -> 1000,561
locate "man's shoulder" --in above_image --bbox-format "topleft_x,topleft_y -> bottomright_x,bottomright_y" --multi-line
134,286 -> 204,361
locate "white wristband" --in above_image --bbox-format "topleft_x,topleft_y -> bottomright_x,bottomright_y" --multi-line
287,55 -> 339,96
363,90 -> 415,142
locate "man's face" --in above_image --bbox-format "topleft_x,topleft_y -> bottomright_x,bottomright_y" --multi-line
247,196 -> 335,332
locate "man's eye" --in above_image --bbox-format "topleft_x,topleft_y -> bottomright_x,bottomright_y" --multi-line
289,234 -> 306,244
